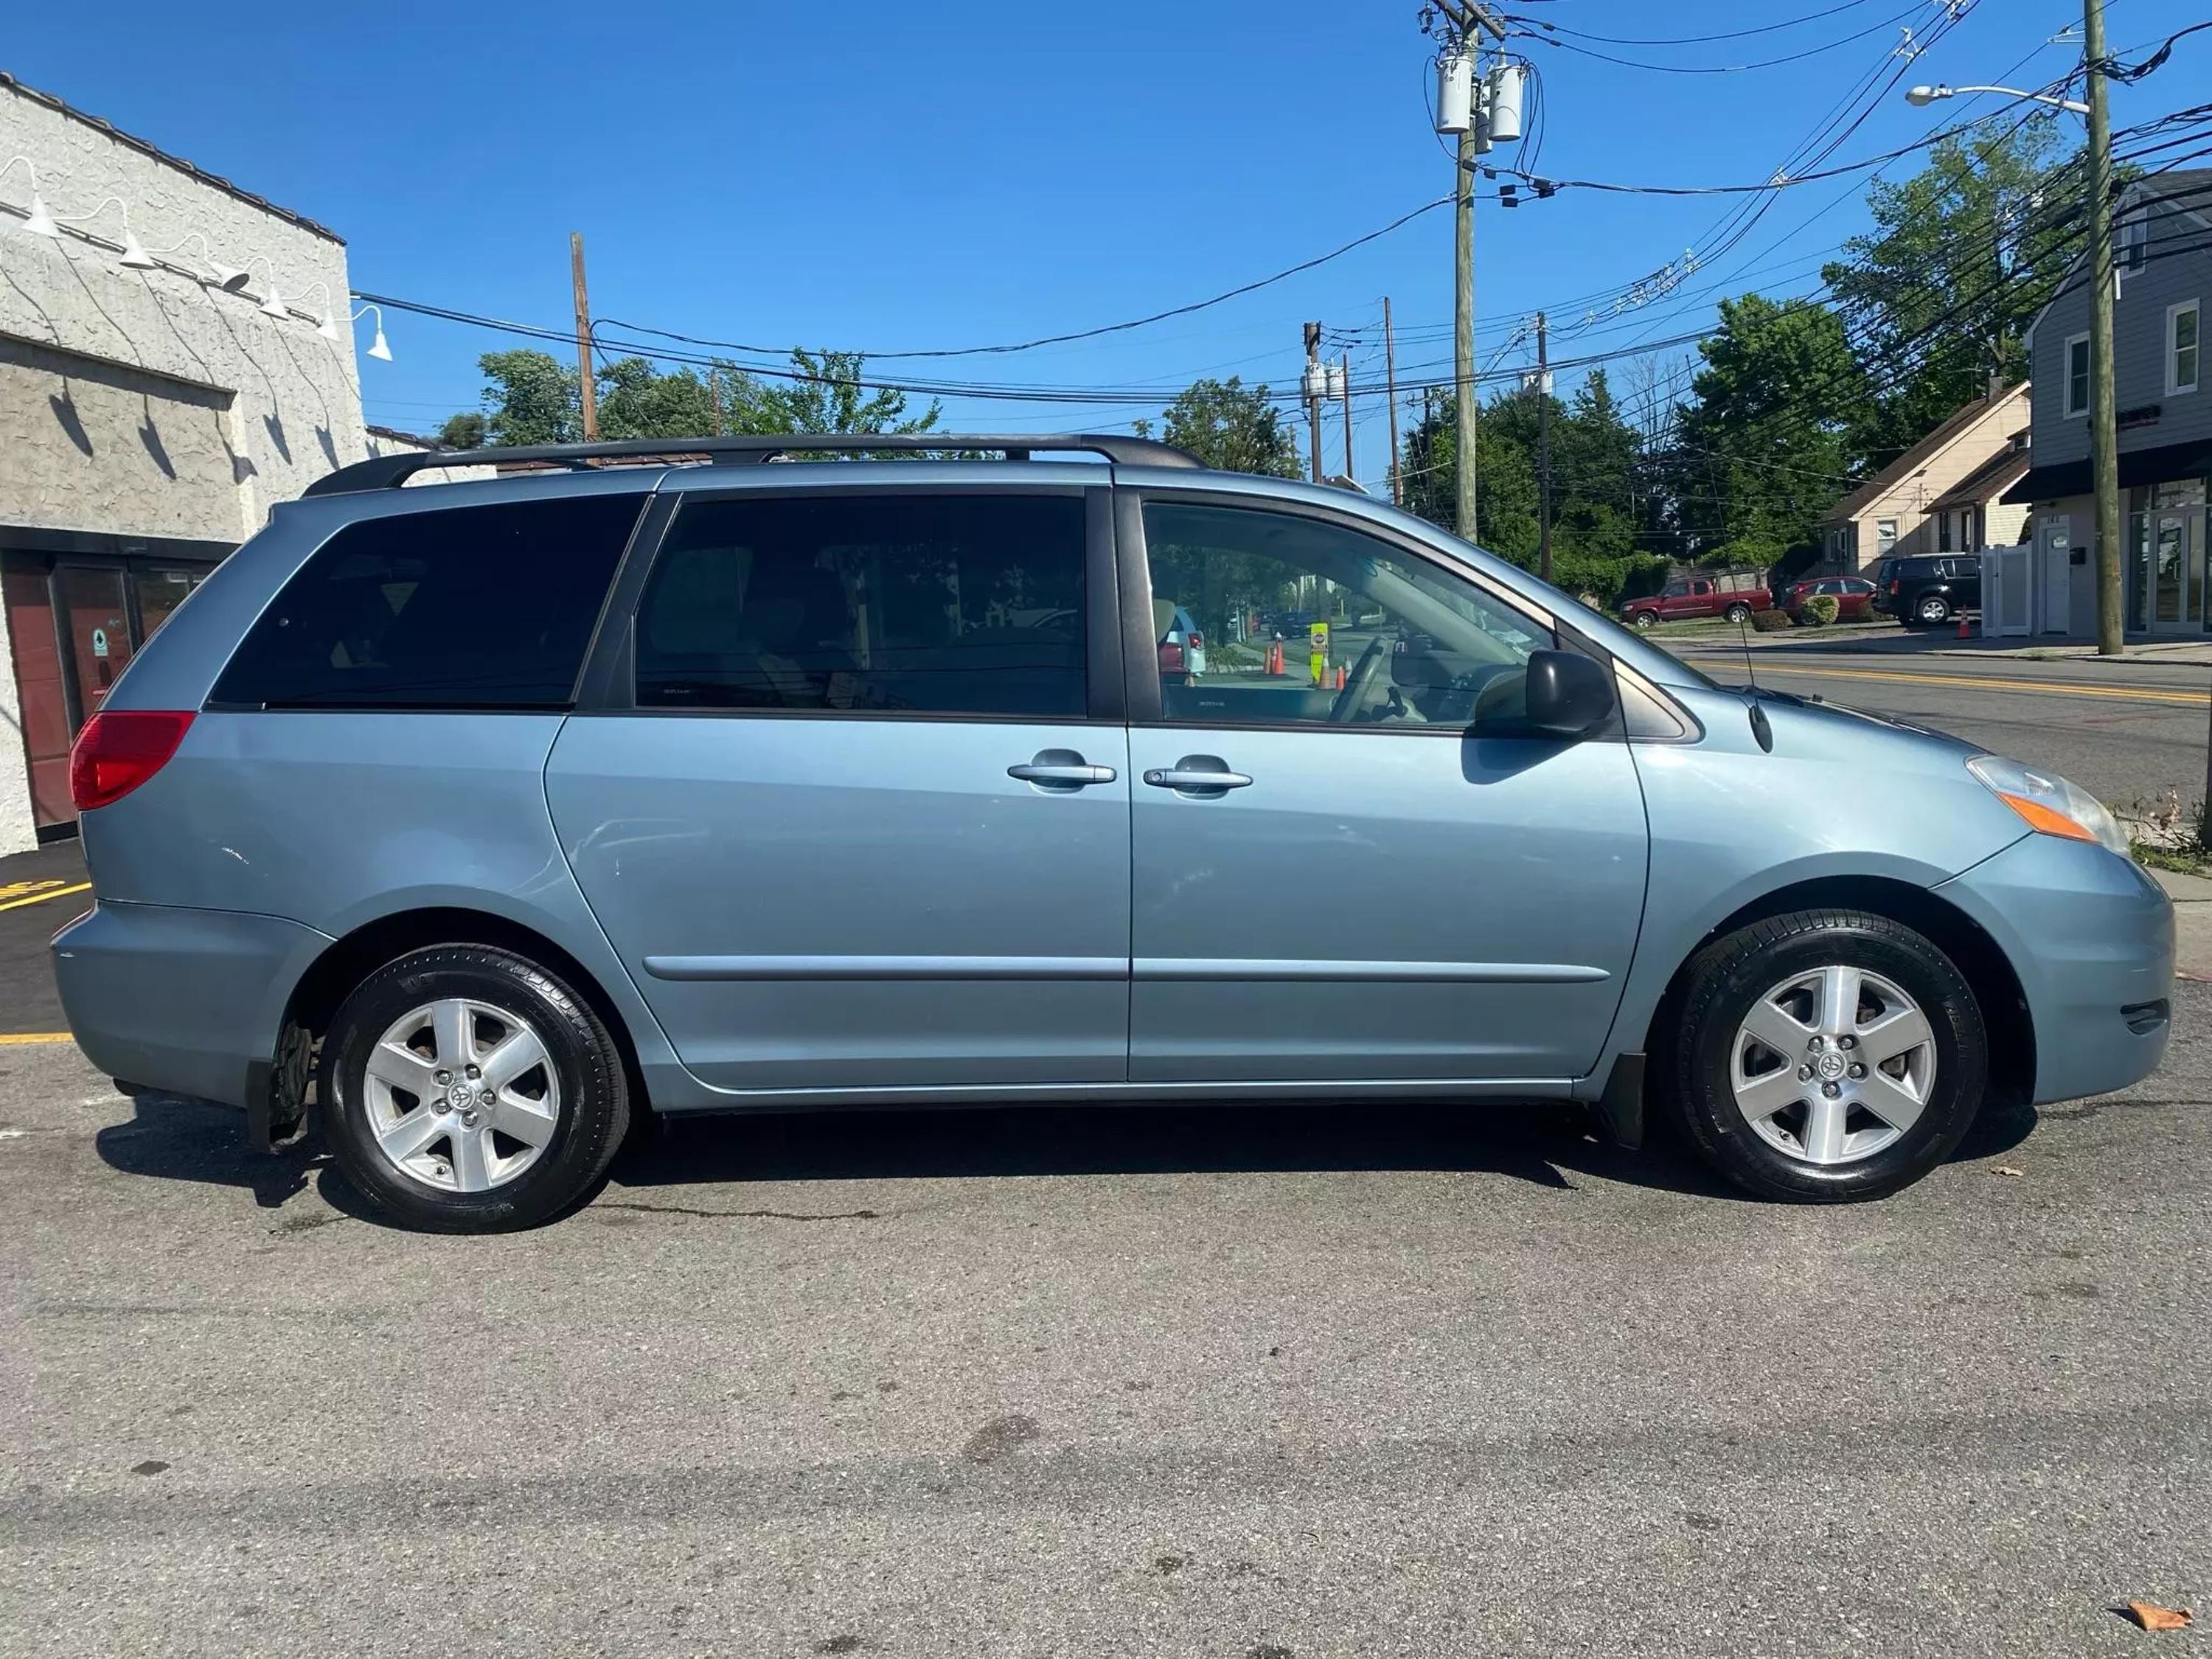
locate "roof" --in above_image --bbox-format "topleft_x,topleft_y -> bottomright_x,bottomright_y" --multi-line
2130,167 -> 2212,229
1819,390 -> 2025,524
364,425 -> 442,449
1926,437 -> 2030,511
0,70 -> 344,246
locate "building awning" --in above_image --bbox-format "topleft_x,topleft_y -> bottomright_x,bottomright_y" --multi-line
2003,436 -> 2212,504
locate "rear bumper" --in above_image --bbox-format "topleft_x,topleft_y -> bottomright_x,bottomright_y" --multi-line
1935,835 -> 2175,1104
52,900 -> 331,1108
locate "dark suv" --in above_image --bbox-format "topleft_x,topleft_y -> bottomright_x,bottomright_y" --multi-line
1874,554 -> 1981,627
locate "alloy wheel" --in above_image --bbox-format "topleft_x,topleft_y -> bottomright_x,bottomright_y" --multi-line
361,998 -> 563,1192
1729,965 -> 1937,1166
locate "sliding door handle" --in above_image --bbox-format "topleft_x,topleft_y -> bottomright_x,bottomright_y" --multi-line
1143,757 -> 1253,793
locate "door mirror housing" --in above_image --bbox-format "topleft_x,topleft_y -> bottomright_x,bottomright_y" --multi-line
1474,648 -> 1615,740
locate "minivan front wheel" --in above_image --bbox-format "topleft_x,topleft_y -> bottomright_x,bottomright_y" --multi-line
1667,910 -> 1987,1201
321,945 -> 630,1231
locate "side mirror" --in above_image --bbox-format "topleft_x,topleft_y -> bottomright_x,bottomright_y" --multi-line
1476,649 -> 1615,740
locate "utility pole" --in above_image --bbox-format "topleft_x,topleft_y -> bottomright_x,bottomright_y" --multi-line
570,232 -> 599,442
1383,296 -> 1404,504
1303,321 -> 1325,484
709,367 -> 725,437
1439,2 -> 1508,540
1340,352 -> 1355,482
2084,0 -> 2122,653
1536,311 -> 1552,585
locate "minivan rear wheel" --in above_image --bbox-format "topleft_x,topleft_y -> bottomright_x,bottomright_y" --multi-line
1666,909 -> 1987,1201
1915,594 -> 1952,625
321,945 -> 630,1231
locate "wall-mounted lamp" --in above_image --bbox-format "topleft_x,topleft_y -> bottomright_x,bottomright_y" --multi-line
49,195 -> 157,268
350,302 -> 393,362
294,279 -> 342,341
1,156 -> 60,237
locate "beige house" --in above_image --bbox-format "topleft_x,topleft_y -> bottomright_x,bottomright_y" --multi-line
1812,383 -> 2031,574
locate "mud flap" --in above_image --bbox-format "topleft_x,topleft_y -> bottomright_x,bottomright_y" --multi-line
1595,1051 -> 1645,1151
246,1022 -> 315,1153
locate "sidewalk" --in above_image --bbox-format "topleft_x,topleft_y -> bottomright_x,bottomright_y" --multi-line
2152,866 -> 2212,981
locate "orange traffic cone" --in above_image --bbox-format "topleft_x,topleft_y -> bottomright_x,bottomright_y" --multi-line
1267,639 -> 1284,676
1336,664 -> 1349,691
1956,616 -> 1971,639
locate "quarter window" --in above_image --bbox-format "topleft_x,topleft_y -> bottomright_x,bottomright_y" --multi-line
1139,500 -> 1551,731
211,493 -> 643,709
633,493 -> 1087,717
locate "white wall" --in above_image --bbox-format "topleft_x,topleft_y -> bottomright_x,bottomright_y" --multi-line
0,79 -> 369,540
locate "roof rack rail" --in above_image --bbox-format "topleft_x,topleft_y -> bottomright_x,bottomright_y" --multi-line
303,433 -> 1205,497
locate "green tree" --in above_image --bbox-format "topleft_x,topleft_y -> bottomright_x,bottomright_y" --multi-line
473,349 -> 582,446
1145,375 -> 1301,476
759,348 -> 939,438
1672,294 -> 1864,566
1822,114 -> 2074,463
435,411 -> 486,450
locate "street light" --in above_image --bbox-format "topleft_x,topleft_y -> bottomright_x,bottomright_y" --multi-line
1905,83 -> 2091,115
1905,55 -> 2120,655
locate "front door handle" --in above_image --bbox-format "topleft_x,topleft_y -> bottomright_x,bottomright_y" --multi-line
1143,756 -> 1253,795
1009,749 -> 1116,790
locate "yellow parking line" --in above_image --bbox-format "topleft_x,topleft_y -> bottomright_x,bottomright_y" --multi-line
1748,663 -> 2208,706
0,882 -> 91,914
0,1032 -> 74,1045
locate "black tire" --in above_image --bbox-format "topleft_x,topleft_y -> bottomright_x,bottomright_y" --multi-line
1723,602 -> 1752,624
1915,594 -> 1951,625
1666,909 -> 1987,1202
320,945 -> 630,1232
1631,611 -> 1658,630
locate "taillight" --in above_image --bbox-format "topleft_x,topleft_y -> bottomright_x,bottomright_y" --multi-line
1187,630 -> 1204,650
1889,579 -> 1900,594
69,711 -> 194,811
1158,641 -> 1185,672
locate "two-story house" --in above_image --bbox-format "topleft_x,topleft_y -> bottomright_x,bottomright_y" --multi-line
2003,168 -> 2211,637
1812,383 -> 2029,574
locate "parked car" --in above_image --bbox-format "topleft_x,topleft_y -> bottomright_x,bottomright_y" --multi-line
1784,576 -> 1879,623
1875,554 -> 1983,627
1618,577 -> 1773,629
55,434 -> 2171,1230
1155,602 -> 1206,678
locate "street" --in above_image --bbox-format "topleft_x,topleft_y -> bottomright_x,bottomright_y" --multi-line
3,989 -> 2208,1658
1669,636 -> 2212,812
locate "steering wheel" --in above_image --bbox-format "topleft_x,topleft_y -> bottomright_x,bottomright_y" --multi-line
1328,636 -> 1389,723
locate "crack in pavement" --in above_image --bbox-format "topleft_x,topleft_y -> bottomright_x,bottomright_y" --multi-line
594,1200 -> 888,1222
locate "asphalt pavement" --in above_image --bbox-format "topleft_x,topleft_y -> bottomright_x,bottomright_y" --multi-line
4,988 -> 2208,1658
1670,634 -> 2212,810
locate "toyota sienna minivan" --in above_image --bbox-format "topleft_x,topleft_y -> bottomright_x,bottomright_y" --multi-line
53,434 -> 2173,1231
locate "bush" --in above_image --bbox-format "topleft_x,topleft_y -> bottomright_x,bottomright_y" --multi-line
1750,608 -> 1793,633
1804,594 -> 1840,627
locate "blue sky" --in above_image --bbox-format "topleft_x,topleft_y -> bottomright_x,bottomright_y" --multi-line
8,0 -> 2205,485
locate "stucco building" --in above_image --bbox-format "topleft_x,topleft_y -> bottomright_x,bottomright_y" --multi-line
1,71 -> 380,854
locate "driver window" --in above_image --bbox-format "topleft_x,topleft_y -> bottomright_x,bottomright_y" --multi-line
1140,499 -> 1551,730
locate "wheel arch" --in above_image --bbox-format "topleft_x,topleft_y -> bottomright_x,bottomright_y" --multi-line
280,907 -> 650,1112
1639,874 -> 2034,1110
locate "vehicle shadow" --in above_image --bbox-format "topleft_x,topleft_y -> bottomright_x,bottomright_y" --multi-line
605,1096 -> 1748,1201
91,1088 -> 2040,1220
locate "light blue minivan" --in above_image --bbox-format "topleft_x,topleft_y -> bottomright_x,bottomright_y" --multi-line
52,435 -> 2173,1230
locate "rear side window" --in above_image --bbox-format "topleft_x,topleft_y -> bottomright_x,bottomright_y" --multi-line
212,495 -> 641,709
633,493 -> 1086,717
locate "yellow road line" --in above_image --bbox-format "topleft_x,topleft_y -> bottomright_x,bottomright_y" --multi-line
0,882 -> 90,914
0,1032 -> 74,1045
1748,663 -> 2208,706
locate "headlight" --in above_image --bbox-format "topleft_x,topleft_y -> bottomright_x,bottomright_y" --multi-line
1967,755 -> 2132,857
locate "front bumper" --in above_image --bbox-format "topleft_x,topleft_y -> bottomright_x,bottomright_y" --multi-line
52,900 -> 332,1108
1935,835 -> 2175,1104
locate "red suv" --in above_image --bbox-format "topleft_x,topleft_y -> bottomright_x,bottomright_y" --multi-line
1618,577 -> 1771,630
